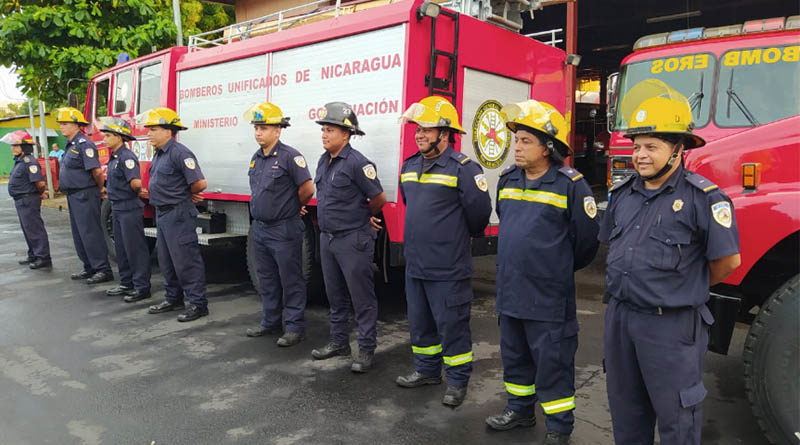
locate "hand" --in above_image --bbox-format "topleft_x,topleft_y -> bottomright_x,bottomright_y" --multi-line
99,186 -> 107,200
191,192 -> 205,203
299,205 -> 308,217
40,191 -> 47,200
139,188 -> 149,199
369,216 -> 382,232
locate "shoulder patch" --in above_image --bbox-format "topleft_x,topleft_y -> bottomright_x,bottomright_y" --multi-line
29,165 -> 39,174
474,174 -> 489,192
184,158 -> 196,170
609,174 -> 634,193
293,155 -> 307,169
362,163 -> 377,180
499,164 -> 517,177
85,148 -> 95,158
558,165 -> 584,182
125,159 -> 136,170
711,201 -> 733,228
685,172 -> 719,193
23,156 -> 31,163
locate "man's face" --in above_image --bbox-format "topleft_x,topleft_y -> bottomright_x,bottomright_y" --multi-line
321,124 -> 349,152
254,124 -> 281,149
632,135 -> 677,177
11,144 -> 22,157
414,126 -> 446,152
147,126 -> 173,148
102,131 -> 123,150
59,122 -> 79,139
512,129 -> 549,169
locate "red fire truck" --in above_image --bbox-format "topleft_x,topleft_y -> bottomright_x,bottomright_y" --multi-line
605,16 -> 799,444
79,0 -> 568,295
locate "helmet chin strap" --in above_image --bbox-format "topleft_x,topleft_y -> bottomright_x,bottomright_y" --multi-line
641,139 -> 684,182
420,129 -> 444,156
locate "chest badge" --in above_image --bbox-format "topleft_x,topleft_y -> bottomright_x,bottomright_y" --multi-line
125,159 -> 135,169
672,199 -> 684,212
584,196 -> 597,219
474,174 -> 489,192
711,201 -> 732,228
184,158 -> 196,170
294,155 -> 307,168
29,165 -> 39,174
85,148 -> 95,158
362,164 -> 377,180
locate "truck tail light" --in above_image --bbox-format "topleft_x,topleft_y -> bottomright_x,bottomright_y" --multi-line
742,163 -> 761,190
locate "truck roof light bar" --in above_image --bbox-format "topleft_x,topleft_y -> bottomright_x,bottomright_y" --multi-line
703,24 -> 742,39
633,32 -> 668,50
743,17 -> 785,33
787,15 -> 800,30
667,27 -> 704,44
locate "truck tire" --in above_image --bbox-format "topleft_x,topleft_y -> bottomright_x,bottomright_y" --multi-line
743,274 -> 799,445
246,222 -> 326,305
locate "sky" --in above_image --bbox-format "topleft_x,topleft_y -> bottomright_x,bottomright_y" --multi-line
0,66 -> 27,104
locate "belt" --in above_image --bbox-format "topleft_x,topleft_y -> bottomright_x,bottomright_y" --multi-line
63,186 -> 95,195
155,204 -> 176,212
12,192 -> 38,201
255,215 -> 299,227
615,298 -> 687,316
321,225 -> 365,240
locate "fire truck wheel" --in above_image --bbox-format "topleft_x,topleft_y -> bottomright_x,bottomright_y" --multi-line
100,198 -> 117,263
743,274 -> 799,445
246,223 -> 326,305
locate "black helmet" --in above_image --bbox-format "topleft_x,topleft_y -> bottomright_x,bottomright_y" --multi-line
314,102 -> 365,136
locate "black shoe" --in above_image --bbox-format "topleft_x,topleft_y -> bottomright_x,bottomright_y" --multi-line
148,300 -> 185,314
442,385 -> 468,407
486,408 -> 536,431
276,332 -> 305,347
246,326 -> 282,337
18,258 -> 34,265
123,289 -> 151,303
71,271 -> 91,280
311,342 -> 351,360
28,259 -> 52,269
86,271 -> 114,285
106,285 -> 133,296
396,371 -> 442,388
544,430 -> 571,445
177,304 -> 208,322
351,349 -> 374,373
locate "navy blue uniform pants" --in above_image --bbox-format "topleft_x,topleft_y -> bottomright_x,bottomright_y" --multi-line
406,276 -> 473,388
604,298 -> 711,445
67,188 -> 111,274
319,226 -> 377,351
500,314 -> 578,434
14,194 -> 50,261
252,217 -> 306,333
155,203 -> 207,308
112,207 -> 151,292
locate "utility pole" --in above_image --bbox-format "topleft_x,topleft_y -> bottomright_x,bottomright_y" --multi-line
37,100 -> 54,199
27,100 -> 38,156
172,0 -> 183,46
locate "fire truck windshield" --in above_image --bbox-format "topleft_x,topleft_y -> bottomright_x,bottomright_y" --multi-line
613,52 -> 715,131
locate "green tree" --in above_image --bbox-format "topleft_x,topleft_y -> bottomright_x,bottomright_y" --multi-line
0,0 -> 233,105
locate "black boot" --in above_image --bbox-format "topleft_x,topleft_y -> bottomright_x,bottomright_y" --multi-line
86,271 -> 114,285
148,300 -> 185,314
123,289 -> 151,303
442,385 -> 467,407
18,257 -> 34,265
351,349 -> 374,373
276,332 -> 305,347
177,304 -> 209,322
395,371 -> 442,388
311,342 -> 351,360
28,258 -> 52,269
485,408 -> 536,431
71,270 -> 91,280
543,430 -> 571,445
106,285 -> 133,296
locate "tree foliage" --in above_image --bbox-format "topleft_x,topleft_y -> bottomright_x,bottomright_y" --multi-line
0,101 -> 25,118
0,0 -> 233,105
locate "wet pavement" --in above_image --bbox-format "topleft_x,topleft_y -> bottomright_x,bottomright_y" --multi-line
0,184 -> 768,445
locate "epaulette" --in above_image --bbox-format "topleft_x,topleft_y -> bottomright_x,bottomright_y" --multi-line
450,150 -> 471,165
78,138 -> 87,143
499,164 -> 517,177
558,165 -> 584,182
685,172 -> 719,193
608,174 -> 634,192
23,156 -> 31,163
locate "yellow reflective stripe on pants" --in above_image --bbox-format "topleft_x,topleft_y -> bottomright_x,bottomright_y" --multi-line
541,396 -> 575,414
504,381 -> 536,397
443,351 -> 473,366
412,344 -> 442,355
498,188 -> 568,209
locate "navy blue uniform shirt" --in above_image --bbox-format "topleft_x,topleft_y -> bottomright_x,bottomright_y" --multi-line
399,146 -> 492,281
8,155 -> 44,197
148,139 -> 204,207
59,133 -> 100,192
249,140 -> 311,223
495,164 -> 599,322
599,165 -> 740,308
314,143 -> 383,233
107,147 -> 143,210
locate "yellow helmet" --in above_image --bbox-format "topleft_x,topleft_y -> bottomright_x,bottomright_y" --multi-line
501,100 -> 571,159
243,102 -> 290,127
55,107 -> 89,125
134,107 -> 187,130
624,96 -> 705,149
401,96 -> 465,134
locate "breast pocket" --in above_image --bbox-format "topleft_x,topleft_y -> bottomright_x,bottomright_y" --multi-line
66,153 -> 84,169
605,224 -> 626,263
331,171 -> 358,200
268,167 -> 288,190
647,226 -> 692,270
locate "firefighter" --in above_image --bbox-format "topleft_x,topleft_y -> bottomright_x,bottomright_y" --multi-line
136,107 -> 210,322
56,107 -> 114,284
311,102 -> 387,373
242,103 -> 314,347
2,130 -> 51,269
98,117 -> 152,303
600,90 -> 741,444
395,96 -> 491,407
484,100 -> 598,444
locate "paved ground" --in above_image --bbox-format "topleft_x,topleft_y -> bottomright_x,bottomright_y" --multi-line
0,184 -> 769,445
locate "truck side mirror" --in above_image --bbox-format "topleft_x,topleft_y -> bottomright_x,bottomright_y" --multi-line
68,92 -> 80,109
606,72 -> 619,132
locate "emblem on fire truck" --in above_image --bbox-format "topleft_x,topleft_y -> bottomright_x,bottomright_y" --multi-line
472,100 -> 510,169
